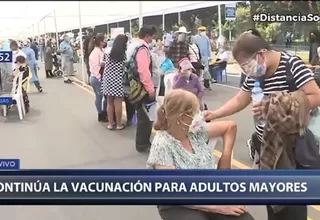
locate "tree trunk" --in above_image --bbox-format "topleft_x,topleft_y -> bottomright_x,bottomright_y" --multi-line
249,1 -> 257,28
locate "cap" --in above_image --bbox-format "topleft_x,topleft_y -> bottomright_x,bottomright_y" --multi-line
179,58 -> 195,71
198,26 -> 206,31
254,81 -> 260,87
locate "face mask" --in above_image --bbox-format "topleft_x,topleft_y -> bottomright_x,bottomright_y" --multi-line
18,66 -> 26,72
177,34 -> 186,42
200,32 -> 206,37
182,111 -> 204,133
242,56 -> 266,78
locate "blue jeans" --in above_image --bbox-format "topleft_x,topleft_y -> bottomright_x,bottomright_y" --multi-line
210,66 -> 223,82
89,76 -> 106,114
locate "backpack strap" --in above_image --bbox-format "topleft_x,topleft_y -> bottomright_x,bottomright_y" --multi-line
195,44 -> 202,60
131,45 -> 152,79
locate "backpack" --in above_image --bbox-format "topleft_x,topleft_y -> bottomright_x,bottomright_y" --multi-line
257,54 -> 320,169
123,45 -> 152,104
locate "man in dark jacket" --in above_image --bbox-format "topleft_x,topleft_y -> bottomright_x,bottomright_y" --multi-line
83,28 -> 95,82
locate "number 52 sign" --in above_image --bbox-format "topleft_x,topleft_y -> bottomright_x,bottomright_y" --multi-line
0,51 -> 13,63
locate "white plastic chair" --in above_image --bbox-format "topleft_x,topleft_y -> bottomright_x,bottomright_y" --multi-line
1,71 -> 25,120
164,72 -> 176,95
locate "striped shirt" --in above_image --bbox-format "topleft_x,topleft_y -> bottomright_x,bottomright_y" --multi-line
242,52 -> 314,141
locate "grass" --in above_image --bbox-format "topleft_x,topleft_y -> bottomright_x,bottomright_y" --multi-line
211,52 -> 309,65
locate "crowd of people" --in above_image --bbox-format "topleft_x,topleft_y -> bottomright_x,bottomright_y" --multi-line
1,22 -> 320,220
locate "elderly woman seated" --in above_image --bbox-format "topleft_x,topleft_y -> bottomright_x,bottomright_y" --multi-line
147,89 -> 255,220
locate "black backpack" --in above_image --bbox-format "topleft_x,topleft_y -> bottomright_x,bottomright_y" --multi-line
257,55 -> 320,169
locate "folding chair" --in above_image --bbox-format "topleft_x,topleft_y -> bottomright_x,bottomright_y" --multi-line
1,71 -> 25,120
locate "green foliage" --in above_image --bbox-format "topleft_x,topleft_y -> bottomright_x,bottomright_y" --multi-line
127,1 -> 319,43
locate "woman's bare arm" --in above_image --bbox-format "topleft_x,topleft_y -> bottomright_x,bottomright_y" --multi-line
207,121 -> 237,156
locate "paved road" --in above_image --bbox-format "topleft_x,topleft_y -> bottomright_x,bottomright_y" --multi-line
0,64 -> 318,219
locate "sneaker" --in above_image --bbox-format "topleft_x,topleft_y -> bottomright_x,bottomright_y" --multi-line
247,139 -> 255,161
64,79 -> 73,84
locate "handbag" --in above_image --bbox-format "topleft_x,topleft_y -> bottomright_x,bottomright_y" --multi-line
308,107 -> 320,141
189,45 -> 204,70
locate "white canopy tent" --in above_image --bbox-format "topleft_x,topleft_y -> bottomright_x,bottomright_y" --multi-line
0,2 -> 61,39
33,1 -> 241,35
3,1 -> 241,85
27,1 -> 240,86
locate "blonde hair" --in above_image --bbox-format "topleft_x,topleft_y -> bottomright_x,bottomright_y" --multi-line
154,89 -> 199,131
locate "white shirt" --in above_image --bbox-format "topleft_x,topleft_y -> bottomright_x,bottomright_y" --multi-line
164,33 -> 173,47
12,50 -> 26,70
104,47 -> 112,54
217,51 -> 229,62
188,44 -> 200,62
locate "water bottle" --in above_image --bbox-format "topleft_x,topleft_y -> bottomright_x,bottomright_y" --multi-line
251,81 -> 265,126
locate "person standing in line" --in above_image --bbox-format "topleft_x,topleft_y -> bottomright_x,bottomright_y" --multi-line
89,34 -> 108,122
126,25 -> 157,153
44,41 -> 55,78
21,40 -> 43,92
29,38 -> 39,61
59,35 -> 74,84
83,27 -> 95,82
194,26 -> 212,90
102,34 -> 128,129
39,38 -> 45,62
168,26 -> 190,68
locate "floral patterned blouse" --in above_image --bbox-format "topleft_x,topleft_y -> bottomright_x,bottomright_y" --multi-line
147,123 -> 216,169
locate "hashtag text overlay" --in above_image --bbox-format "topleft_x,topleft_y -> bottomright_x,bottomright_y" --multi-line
252,13 -> 320,22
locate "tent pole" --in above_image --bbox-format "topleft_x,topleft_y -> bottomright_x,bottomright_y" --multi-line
44,17 -> 47,45
78,1 -> 86,86
162,13 -> 165,32
139,1 -> 143,28
178,12 -> 181,25
218,4 -> 222,37
32,25 -> 35,39
129,19 -> 132,36
37,22 -> 40,40
54,10 -> 59,50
